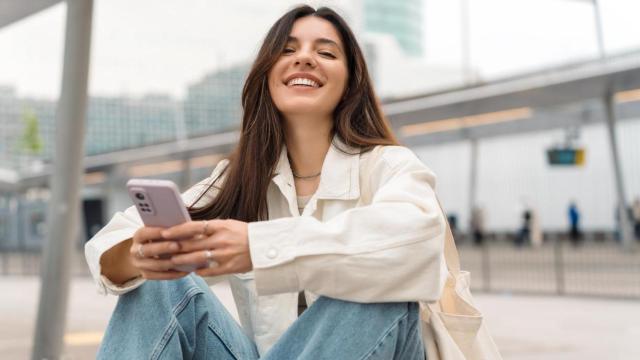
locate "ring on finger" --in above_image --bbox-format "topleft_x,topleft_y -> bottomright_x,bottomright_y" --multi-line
204,249 -> 218,268
195,221 -> 210,240
136,243 -> 145,258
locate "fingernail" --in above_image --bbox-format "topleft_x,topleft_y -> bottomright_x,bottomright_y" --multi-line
171,242 -> 180,251
161,230 -> 170,238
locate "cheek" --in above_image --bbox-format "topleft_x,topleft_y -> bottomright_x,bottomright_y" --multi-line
267,62 -> 285,92
333,62 -> 348,88
332,67 -> 349,98
267,77 -> 278,97
267,75 -> 285,105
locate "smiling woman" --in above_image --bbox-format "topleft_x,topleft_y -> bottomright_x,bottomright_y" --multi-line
86,5 -> 448,360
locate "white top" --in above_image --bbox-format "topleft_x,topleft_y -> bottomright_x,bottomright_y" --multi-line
296,193 -> 313,311
296,194 -> 313,215
84,136 -> 448,356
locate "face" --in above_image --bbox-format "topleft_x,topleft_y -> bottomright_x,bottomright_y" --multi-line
268,16 -> 348,119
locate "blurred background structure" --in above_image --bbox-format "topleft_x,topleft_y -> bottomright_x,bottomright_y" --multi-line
1,0 -> 640,359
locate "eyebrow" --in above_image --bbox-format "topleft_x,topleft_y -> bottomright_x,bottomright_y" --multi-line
286,36 -> 343,53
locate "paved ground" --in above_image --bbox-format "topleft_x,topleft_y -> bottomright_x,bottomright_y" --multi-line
2,276 -> 640,359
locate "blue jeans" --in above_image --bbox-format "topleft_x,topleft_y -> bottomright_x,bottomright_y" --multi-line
98,274 -> 426,359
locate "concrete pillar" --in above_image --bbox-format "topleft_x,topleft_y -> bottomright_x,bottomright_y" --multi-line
32,0 -> 93,358
603,91 -> 634,250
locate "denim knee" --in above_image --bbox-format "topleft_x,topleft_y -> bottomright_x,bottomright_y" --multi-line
98,275 -> 207,359
308,296 -> 416,324
265,297 -> 423,360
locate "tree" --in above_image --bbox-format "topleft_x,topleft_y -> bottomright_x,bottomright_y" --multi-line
19,109 -> 43,155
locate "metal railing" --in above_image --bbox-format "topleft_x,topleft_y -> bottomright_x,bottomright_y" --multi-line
1,233 -> 639,300
457,233 -> 640,299
0,250 -> 90,277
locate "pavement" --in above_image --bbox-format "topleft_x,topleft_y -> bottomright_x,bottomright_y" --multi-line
2,275 -> 640,360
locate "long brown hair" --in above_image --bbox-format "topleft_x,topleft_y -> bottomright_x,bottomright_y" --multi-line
189,5 -> 399,222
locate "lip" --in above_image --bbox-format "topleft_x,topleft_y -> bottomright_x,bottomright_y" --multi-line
283,72 -> 324,87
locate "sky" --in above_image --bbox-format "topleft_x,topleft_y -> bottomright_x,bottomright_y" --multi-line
0,0 -> 638,100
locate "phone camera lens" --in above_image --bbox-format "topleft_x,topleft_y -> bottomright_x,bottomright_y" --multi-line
135,193 -> 145,200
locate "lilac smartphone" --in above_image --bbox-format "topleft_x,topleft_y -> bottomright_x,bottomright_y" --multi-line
126,178 -> 198,272
127,179 -> 190,228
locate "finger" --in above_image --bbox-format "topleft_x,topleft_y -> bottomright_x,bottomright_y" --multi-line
133,226 -> 165,243
141,270 -> 189,280
131,257 -> 177,272
171,249 -> 228,267
160,221 -> 208,240
161,220 -> 223,240
173,235 -> 224,254
129,241 -> 181,259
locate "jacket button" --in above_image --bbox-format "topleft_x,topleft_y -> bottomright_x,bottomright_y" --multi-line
266,248 -> 278,259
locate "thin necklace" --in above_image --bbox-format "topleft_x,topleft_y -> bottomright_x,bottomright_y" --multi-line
292,170 -> 321,180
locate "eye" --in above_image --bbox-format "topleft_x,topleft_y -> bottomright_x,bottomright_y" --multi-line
319,51 -> 336,59
282,47 -> 295,54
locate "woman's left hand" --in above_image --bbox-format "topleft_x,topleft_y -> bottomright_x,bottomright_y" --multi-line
162,219 -> 253,277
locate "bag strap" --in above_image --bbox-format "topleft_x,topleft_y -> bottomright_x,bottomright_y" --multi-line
436,197 -> 461,276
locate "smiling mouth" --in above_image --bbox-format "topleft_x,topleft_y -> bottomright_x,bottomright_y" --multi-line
285,77 -> 322,88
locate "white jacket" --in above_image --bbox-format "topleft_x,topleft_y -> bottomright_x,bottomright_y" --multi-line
85,136 -> 447,355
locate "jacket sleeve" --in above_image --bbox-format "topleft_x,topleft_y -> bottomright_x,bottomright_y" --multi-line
248,146 -> 448,303
84,159 -> 230,295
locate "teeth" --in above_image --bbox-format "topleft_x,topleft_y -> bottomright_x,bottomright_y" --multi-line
287,78 -> 320,88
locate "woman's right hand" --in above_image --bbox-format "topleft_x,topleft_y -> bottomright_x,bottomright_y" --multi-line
129,226 -> 188,280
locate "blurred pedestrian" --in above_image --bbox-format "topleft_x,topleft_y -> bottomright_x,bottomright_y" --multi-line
633,197 -> 640,242
614,203 -> 635,243
471,205 -> 485,246
568,202 -> 582,246
530,208 -> 543,248
516,208 -> 531,247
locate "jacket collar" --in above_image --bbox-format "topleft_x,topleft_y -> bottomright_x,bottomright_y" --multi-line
272,134 -> 361,202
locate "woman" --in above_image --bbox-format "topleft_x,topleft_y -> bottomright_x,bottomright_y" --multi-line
86,5 -> 447,359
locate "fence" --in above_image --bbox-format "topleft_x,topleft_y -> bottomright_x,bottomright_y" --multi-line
457,233 -> 640,299
0,250 -> 90,277
1,233 -> 640,299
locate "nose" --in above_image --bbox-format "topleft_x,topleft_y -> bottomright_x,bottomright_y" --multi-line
294,49 -> 316,68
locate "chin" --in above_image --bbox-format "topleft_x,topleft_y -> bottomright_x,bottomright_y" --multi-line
282,106 -> 322,115
280,99 -> 321,111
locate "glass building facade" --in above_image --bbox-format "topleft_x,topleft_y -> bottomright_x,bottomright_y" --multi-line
0,90 -> 179,169
184,63 -> 249,136
0,61 -> 251,171
364,0 -> 424,57
85,95 -> 178,155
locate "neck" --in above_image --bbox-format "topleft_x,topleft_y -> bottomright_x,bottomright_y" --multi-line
283,113 -> 333,178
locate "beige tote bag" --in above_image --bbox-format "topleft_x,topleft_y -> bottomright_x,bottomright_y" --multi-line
362,145 -> 501,359
420,200 -> 502,360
